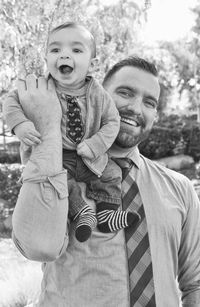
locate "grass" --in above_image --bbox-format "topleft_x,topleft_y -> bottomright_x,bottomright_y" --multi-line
0,239 -> 42,307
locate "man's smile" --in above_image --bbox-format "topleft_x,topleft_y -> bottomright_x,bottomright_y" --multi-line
120,114 -> 145,128
120,117 -> 140,127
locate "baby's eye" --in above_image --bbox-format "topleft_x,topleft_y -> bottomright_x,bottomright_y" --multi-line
73,48 -> 83,53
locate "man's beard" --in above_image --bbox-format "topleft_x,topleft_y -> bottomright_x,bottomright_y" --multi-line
115,128 -> 151,148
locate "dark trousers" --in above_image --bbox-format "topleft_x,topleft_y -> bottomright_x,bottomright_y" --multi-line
63,149 -> 122,217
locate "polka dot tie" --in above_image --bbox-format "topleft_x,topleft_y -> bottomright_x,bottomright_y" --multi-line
62,94 -> 84,144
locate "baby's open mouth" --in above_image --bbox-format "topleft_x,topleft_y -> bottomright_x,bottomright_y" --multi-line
59,65 -> 73,74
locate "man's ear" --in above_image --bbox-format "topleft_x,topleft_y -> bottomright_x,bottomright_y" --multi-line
88,57 -> 99,74
153,111 -> 159,123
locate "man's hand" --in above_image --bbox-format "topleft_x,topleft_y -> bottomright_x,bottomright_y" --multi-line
77,141 -> 95,160
14,121 -> 41,146
17,75 -> 62,135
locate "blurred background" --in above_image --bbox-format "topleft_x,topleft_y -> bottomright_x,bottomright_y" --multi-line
0,0 -> 200,306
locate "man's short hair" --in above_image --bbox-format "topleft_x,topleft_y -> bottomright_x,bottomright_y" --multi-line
46,22 -> 96,58
103,56 -> 158,87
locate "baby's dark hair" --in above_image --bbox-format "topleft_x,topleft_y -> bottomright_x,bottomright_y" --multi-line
103,56 -> 158,87
46,22 -> 96,58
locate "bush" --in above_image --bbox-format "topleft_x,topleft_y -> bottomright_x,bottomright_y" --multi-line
182,123 -> 200,161
0,164 -> 22,215
139,115 -> 200,161
0,151 -> 20,164
139,125 -> 185,159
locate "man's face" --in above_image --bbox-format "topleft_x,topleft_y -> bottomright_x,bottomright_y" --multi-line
46,26 -> 94,89
104,66 -> 160,148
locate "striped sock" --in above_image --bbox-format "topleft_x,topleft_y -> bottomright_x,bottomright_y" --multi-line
97,209 -> 140,233
75,206 -> 97,242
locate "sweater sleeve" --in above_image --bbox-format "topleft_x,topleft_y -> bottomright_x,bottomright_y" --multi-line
84,89 -> 120,159
3,89 -> 31,133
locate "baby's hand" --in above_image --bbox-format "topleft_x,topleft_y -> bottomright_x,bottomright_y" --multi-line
77,141 -> 95,160
14,121 -> 41,146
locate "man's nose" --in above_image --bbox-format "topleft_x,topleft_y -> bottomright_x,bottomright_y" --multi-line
127,96 -> 142,114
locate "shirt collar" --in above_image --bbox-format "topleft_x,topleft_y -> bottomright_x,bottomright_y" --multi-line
109,144 -> 141,169
45,73 -> 91,97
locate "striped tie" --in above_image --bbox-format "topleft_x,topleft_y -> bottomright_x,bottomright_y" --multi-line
118,158 -> 156,306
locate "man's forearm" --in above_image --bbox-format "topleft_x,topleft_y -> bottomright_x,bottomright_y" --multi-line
23,129 -> 63,180
12,76 -> 69,262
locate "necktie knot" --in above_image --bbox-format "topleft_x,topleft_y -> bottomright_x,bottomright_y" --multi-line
112,157 -> 133,179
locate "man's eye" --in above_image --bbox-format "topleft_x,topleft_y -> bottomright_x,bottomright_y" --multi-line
144,100 -> 157,109
73,49 -> 82,53
117,91 -> 132,98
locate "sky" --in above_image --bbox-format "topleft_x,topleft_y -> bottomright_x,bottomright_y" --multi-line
144,0 -> 197,42
100,0 -> 198,42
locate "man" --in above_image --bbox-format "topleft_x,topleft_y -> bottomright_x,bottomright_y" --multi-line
7,57 -> 200,306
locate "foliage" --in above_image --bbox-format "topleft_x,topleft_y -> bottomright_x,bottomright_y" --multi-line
139,125 -> 184,159
0,0 -> 146,101
182,122 -> 200,161
0,0 -> 199,116
139,114 -> 200,160
0,151 -> 20,164
159,40 -> 198,109
134,44 -> 178,115
0,164 -> 22,210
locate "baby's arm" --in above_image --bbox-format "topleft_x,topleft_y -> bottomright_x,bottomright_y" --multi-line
77,89 -> 120,160
3,89 -> 41,146
77,141 -> 94,159
14,122 -> 41,147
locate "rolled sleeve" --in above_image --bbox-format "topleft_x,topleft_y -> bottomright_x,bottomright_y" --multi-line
12,170 -> 69,262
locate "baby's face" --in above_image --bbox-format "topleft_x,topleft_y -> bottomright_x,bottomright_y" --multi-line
46,26 -> 94,89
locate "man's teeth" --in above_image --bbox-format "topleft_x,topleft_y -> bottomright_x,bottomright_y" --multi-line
121,118 -> 138,126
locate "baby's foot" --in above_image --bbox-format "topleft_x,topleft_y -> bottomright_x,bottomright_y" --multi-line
75,206 -> 97,242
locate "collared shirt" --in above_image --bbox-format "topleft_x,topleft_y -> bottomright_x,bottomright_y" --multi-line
36,147 -> 200,307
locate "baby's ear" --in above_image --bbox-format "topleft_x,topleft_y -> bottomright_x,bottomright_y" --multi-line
88,57 -> 99,73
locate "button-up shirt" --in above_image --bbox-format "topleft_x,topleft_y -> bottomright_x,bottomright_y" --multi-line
35,146 -> 200,307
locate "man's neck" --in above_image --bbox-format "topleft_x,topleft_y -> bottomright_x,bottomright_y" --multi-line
109,144 -> 140,168
110,143 -> 137,157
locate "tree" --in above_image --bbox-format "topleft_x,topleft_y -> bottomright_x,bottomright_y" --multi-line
0,0 -> 146,101
191,0 -> 200,121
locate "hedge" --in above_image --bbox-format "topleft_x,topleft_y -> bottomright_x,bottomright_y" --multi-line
139,115 -> 200,161
0,164 -> 22,217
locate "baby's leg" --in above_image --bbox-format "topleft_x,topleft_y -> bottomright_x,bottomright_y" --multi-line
86,159 -> 140,232
68,176 -> 97,242
63,149 -> 97,242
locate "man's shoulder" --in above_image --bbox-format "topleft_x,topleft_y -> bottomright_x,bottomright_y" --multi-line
140,154 -> 190,184
88,76 -> 110,98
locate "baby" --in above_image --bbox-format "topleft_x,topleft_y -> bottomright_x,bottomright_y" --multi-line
4,22 -> 138,242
